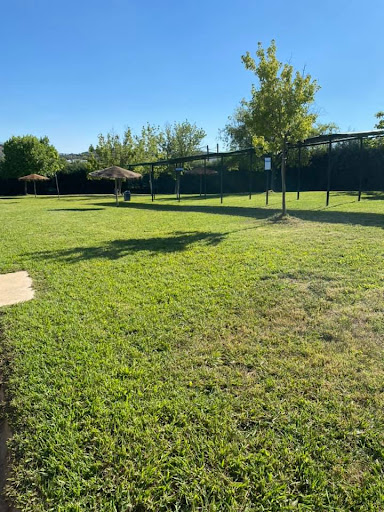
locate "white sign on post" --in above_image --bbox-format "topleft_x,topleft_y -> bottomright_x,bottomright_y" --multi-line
264,157 -> 271,171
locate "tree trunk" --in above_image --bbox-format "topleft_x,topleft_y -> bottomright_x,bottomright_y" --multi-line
149,171 -> 153,196
281,141 -> 287,215
55,173 -> 61,199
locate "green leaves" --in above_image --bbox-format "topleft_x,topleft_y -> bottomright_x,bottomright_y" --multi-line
159,121 -> 206,161
240,40 -> 320,214
241,40 -> 320,154
1,135 -> 60,179
374,111 -> 384,130
87,121 -> 206,177
225,41 -> 320,157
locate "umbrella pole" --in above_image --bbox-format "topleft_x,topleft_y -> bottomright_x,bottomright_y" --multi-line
115,178 -> 119,206
34,181 -> 37,198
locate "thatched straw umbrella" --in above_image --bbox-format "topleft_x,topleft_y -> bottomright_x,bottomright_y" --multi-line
18,174 -> 50,197
185,166 -> 218,197
89,166 -> 142,206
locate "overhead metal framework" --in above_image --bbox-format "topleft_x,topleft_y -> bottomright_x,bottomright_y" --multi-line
290,130 -> 384,205
294,129 -> 384,148
127,147 -> 252,168
124,130 -> 384,204
127,147 -> 255,203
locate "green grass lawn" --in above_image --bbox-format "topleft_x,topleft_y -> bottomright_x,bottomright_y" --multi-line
0,191 -> 383,511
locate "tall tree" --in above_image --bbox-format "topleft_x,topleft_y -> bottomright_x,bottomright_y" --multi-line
1,135 -> 60,179
88,125 -> 162,177
240,40 -> 320,215
133,124 -> 162,169
374,111 -> 384,129
88,132 -> 123,170
221,106 -> 252,150
159,120 -> 206,161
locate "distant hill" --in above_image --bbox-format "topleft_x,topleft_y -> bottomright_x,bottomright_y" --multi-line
60,152 -> 90,163
0,146 -> 89,163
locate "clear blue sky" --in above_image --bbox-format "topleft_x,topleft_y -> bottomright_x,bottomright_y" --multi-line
1,0 -> 383,153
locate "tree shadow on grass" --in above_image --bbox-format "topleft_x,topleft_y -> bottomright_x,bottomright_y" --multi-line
364,191 -> 384,201
48,208 -> 105,212
324,190 -> 384,202
30,231 -> 228,263
93,201 -> 384,229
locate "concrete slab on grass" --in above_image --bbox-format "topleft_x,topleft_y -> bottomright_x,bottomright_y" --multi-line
0,271 -> 34,307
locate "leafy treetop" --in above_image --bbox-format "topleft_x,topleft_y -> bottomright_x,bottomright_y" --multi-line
374,111 -> 384,130
241,40 -> 320,156
88,120 -> 206,177
1,135 -> 60,179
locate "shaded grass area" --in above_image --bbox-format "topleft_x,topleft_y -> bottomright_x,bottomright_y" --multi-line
0,192 -> 383,511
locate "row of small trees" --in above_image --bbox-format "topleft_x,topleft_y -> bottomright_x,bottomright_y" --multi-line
0,120 -> 207,180
88,121 -> 206,176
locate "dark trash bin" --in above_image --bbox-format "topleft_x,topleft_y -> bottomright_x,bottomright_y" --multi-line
124,190 -> 131,201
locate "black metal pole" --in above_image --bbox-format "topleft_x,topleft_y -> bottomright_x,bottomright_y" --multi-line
249,150 -> 253,199
153,166 -> 156,200
326,140 -> 332,206
55,173 -> 61,199
34,181 -> 37,198
151,164 -> 155,202
297,145 -> 301,200
220,155 -> 224,204
205,146 -> 209,198
178,165 -> 181,202
358,138 -> 363,201
204,158 -> 207,199
149,166 -> 152,200
204,157 -> 207,198
265,157 -> 269,206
